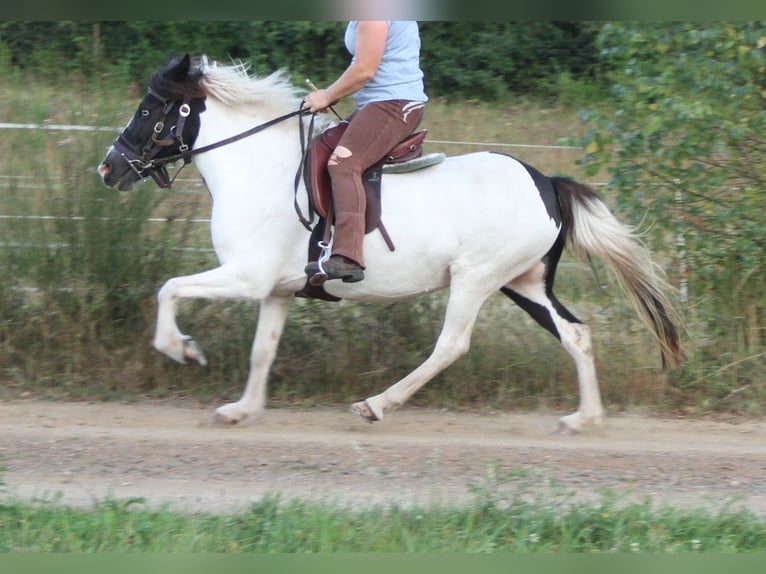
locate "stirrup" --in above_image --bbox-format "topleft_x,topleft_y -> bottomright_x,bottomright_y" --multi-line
305,240 -> 333,286
304,257 -> 363,284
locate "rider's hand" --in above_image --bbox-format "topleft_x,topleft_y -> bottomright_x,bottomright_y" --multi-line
304,89 -> 335,114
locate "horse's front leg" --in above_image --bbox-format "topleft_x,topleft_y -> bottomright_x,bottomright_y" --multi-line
213,295 -> 292,424
153,265 -> 262,366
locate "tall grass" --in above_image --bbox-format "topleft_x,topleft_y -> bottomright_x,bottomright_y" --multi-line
0,68 -> 763,416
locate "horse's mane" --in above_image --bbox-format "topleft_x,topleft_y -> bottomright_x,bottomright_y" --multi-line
195,55 -> 305,116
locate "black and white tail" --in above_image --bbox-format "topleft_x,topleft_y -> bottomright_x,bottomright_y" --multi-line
552,177 -> 685,369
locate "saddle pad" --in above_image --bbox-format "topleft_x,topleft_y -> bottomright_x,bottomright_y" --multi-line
382,152 -> 446,174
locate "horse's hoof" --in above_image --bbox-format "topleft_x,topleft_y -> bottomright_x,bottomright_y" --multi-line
211,410 -> 243,426
181,336 -> 208,366
351,400 -> 379,423
554,420 -> 581,435
555,413 -> 605,435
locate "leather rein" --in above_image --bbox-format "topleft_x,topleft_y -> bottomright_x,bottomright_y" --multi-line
112,88 -> 312,190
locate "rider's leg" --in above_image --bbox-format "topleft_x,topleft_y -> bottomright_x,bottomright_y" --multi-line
326,100 -> 425,277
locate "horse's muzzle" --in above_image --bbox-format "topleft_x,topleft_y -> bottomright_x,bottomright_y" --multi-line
98,147 -> 135,190
97,162 -> 111,178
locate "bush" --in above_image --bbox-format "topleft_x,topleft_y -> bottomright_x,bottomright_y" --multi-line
578,22 -> 766,411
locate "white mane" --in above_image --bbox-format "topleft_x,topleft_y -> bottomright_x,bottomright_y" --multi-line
196,55 -> 305,116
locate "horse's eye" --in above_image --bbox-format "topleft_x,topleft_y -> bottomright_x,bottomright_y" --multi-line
140,109 -> 150,118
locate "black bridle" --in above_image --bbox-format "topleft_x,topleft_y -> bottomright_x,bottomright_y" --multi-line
112,87 -> 198,189
111,87 -> 317,229
112,86 -> 312,190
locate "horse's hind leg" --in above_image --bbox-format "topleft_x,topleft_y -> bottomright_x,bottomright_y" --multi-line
354,278 -> 494,422
503,260 -> 605,434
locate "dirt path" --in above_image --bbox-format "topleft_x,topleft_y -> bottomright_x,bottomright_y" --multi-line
2,399 -> 766,515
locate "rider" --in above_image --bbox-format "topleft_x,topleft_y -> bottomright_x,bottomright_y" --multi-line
304,20 -> 428,283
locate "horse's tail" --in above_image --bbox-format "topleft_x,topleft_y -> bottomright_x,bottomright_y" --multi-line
551,176 -> 685,369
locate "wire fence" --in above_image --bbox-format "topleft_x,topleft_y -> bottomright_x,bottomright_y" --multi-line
0,121 -> 600,242
0,122 -> 607,295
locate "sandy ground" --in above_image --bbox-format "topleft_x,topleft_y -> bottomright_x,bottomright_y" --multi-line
1,399 -> 766,515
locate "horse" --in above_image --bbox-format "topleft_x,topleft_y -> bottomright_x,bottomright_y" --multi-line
97,54 -> 684,434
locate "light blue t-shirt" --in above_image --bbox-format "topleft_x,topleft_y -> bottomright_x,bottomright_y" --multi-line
345,21 -> 428,108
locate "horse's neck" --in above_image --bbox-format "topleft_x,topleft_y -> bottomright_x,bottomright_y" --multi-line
194,100 -> 306,210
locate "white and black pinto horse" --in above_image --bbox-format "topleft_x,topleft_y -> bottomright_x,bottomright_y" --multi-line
98,54 -> 683,433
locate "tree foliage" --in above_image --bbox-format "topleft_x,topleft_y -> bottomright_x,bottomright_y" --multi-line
0,21 -> 600,100
579,22 -> 766,356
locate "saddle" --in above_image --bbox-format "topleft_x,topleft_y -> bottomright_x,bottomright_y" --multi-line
296,121 -> 444,301
304,121 -> 429,239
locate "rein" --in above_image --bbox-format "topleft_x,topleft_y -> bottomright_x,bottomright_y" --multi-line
114,92 -> 311,189
114,92 -> 317,230
153,107 -> 311,168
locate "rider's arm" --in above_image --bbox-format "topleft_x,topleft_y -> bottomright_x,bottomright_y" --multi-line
305,21 -> 388,113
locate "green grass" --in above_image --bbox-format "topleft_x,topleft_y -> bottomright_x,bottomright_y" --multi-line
2,490 -> 765,553
1,462 -> 763,554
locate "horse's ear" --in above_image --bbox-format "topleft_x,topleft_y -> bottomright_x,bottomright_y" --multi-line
167,53 -> 191,82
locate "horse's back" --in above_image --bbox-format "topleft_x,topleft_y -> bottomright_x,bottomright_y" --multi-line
382,151 -> 559,244
325,151 -> 562,300
383,151 -> 551,213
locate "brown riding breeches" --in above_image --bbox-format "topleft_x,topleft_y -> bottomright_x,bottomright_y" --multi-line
328,99 -> 425,267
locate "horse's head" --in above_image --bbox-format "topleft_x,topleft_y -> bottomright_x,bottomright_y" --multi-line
98,54 -> 206,190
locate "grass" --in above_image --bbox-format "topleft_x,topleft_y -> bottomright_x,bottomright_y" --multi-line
2,461 -> 763,554
2,488 -> 765,553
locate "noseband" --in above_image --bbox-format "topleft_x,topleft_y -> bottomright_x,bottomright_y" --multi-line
111,86 -> 311,190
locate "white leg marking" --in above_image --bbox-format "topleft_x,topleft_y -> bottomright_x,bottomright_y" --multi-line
556,321 -> 605,434
509,263 -> 605,434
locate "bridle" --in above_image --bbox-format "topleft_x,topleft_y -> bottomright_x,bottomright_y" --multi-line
112,87 -> 199,189
112,86 -> 312,190
111,85 -> 317,228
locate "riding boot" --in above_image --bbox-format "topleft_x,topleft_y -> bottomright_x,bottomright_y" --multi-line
331,209 -> 366,268
324,255 -> 364,282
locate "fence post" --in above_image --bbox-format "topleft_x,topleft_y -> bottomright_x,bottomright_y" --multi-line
92,23 -> 101,64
